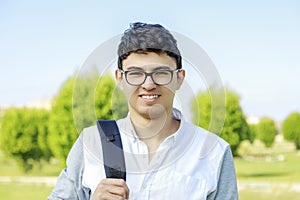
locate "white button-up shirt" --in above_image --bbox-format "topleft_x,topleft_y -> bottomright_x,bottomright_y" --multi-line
48,109 -> 238,200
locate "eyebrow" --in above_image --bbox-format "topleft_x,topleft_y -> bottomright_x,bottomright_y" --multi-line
126,66 -> 172,71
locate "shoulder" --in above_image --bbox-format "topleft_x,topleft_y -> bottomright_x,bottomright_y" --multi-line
80,125 -> 102,157
81,125 -> 100,144
183,121 -> 229,160
66,125 -> 99,163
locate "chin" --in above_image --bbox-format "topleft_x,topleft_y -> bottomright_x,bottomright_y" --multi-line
141,104 -> 168,119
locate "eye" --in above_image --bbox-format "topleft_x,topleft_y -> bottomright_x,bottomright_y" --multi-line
154,71 -> 170,76
127,71 -> 144,76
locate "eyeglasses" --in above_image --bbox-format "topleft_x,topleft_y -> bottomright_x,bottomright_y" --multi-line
119,68 -> 181,86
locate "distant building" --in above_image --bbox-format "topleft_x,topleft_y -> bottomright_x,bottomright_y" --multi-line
246,116 -> 260,125
25,99 -> 52,110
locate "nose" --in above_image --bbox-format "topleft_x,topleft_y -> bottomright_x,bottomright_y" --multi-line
141,74 -> 156,89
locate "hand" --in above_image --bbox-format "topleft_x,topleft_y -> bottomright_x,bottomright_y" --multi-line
90,178 -> 130,200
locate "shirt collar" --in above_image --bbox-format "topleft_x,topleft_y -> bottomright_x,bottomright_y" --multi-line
117,108 -> 185,143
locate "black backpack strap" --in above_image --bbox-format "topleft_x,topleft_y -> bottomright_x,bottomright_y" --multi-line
96,120 -> 126,180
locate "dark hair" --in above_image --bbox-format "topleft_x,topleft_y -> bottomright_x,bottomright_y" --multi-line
117,22 -> 182,69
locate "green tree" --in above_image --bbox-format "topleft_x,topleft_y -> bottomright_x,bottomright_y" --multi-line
73,72 -> 128,132
192,88 -> 250,156
72,71 -> 99,132
49,72 -> 128,164
48,76 -> 78,164
0,107 -> 51,172
256,117 -> 278,147
282,112 -> 300,149
248,124 -> 257,143
95,74 -> 128,120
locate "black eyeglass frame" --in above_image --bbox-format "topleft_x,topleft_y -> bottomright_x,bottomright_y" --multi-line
118,68 -> 182,86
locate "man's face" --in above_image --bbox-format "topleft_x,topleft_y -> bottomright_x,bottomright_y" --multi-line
115,52 -> 185,119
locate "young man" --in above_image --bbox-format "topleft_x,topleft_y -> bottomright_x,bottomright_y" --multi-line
48,22 -> 238,200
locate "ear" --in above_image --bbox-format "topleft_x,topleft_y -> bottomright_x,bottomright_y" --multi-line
176,69 -> 185,90
115,70 -> 124,89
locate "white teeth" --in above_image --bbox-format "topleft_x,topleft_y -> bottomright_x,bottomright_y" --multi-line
141,95 -> 158,99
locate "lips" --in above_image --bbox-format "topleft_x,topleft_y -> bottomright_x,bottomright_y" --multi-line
139,94 -> 160,102
141,94 -> 159,99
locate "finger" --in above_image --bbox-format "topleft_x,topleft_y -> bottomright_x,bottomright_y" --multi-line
101,178 -> 126,186
92,190 -> 126,200
101,179 -> 129,191
106,186 -> 128,198
99,179 -> 129,198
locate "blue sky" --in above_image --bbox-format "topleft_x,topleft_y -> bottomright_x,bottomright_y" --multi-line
0,0 -> 299,122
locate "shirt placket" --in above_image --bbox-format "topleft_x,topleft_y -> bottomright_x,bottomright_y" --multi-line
137,137 -> 174,200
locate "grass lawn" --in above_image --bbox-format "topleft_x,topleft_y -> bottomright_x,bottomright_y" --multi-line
0,151 -> 62,177
0,182 -> 53,199
0,151 -> 60,199
236,152 -> 300,200
235,151 -> 300,183
238,188 -> 300,200
235,140 -> 300,199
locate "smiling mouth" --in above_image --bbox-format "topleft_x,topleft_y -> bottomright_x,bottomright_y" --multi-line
140,94 -> 160,99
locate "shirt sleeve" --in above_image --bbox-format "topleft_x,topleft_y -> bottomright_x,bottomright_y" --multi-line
207,146 -> 239,200
47,134 -> 91,200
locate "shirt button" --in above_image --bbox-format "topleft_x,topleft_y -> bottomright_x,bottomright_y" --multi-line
142,183 -> 147,189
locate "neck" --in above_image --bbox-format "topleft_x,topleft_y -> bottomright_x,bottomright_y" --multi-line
129,108 -> 180,154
